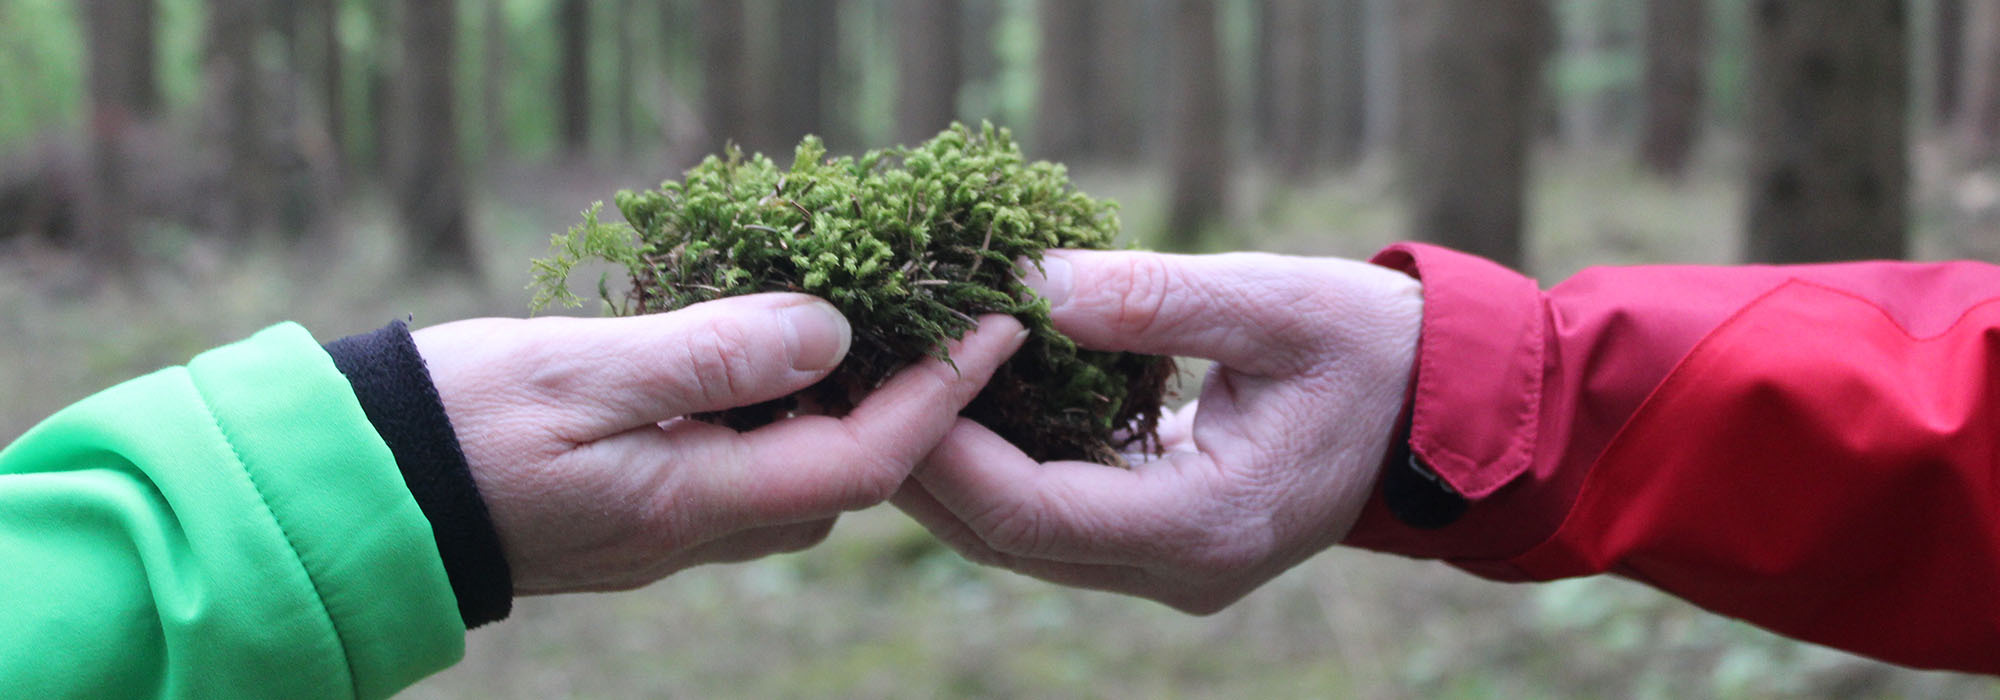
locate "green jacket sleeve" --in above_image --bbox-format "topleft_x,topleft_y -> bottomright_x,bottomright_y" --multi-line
0,323 -> 464,698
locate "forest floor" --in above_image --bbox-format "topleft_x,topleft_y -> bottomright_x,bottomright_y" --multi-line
3,146 -> 1997,699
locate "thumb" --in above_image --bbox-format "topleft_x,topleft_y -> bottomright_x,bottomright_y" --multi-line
1021,250 -> 1364,376
520,293 -> 853,433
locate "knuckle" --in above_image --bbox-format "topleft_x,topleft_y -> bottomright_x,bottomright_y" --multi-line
679,317 -> 762,408
848,458 -> 907,508
1104,254 -> 1178,338
520,329 -> 589,401
971,498 -> 1047,557
831,421 -> 910,509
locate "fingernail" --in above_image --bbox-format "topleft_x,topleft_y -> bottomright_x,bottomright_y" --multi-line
1018,254 -> 1073,309
780,301 -> 851,371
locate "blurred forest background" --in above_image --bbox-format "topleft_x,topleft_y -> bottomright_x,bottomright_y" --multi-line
5,0 -> 2000,697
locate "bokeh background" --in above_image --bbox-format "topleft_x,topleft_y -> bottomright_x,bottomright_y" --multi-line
5,0 -> 2000,696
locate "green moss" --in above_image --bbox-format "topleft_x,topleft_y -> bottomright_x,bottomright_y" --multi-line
532,123 -> 1170,464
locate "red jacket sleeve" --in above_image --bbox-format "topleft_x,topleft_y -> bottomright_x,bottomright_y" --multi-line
1344,242 -> 2000,674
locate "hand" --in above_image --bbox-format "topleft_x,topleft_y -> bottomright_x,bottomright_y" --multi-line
412,293 -> 1026,594
894,250 -> 1422,613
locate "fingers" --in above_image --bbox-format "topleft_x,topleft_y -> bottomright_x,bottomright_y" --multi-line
525,293 -> 852,434
691,315 -> 1029,530
674,518 -> 838,566
891,480 -> 1232,615
1019,250 -> 1412,377
909,418 -> 1244,571
501,314 -> 1022,592
1153,400 -> 1200,453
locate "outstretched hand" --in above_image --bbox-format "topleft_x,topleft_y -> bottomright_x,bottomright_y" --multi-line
412,294 -> 1026,594
895,250 -> 1422,613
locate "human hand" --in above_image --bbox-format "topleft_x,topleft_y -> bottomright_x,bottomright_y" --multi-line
411,294 -> 1026,594
894,250 -> 1422,613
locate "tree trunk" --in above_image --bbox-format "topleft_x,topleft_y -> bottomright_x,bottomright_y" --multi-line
1959,0 -> 2000,163
132,0 -> 161,118
1252,1 -> 1278,156
1362,0 -> 1401,157
1268,0 -> 1324,177
896,0 -> 962,144
205,0 -> 276,243
1939,0 -> 1967,128
1165,0 -> 1226,249
313,0 -> 346,167
1639,0 -> 1708,178
614,0 -> 637,154
368,0 -> 398,174
397,0 -> 479,277
482,0 -> 507,161
271,0 -> 301,60
1402,0 -> 1547,270
696,0 -> 751,153
1036,0 -> 1096,158
80,0 -> 147,274
1322,0 -> 1368,168
1555,2 -> 1617,149
558,0 -> 591,156
1746,0 -> 1907,262
964,0 -> 999,114
1092,0 -> 1145,159
770,0 -> 840,153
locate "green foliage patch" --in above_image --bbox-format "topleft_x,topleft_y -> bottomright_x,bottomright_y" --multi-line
533,123 -> 1171,464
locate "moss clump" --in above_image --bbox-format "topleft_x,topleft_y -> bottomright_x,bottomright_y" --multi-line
531,123 -> 1172,464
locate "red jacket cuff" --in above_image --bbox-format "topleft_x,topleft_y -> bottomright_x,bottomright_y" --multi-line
1370,243 -> 1544,499
1347,243 -> 1557,578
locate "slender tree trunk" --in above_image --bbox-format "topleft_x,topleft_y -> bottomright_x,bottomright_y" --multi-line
1252,1 -> 1278,156
131,0 -> 161,118
1165,0 -> 1226,249
1746,0 -> 1907,262
1093,0 -> 1145,159
1268,0 -> 1323,177
1402,0 -> 1547,270
1555,2 -> 1615,148
206,0 -> 276,243
963,0 -> 1000,113
896,0 -> 963,144
368,0 -> 398,174
1037,0 -> 1096,158
81,0 -> 147,274
1362,0 -> 1401,157
314,0 -> 346,167
1639,0 -> 1708,178
271,0 -> 301,59
1960,0 -> 2000,163
1323,0 -> 1367,167
397,0 -> 479,277
614,0 -> 637,154
266,0 -> 331,241
770,0 -> 840,152
654,0 -> 696,154
482,0 -> 507,161
1939,0 -> 1967,128
697,0 -> 750,153
558,0 -> 591,156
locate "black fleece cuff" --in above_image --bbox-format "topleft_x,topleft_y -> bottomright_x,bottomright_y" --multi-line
325,320 -> 513,629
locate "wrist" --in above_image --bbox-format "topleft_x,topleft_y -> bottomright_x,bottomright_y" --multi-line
325,320 -> 514,628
